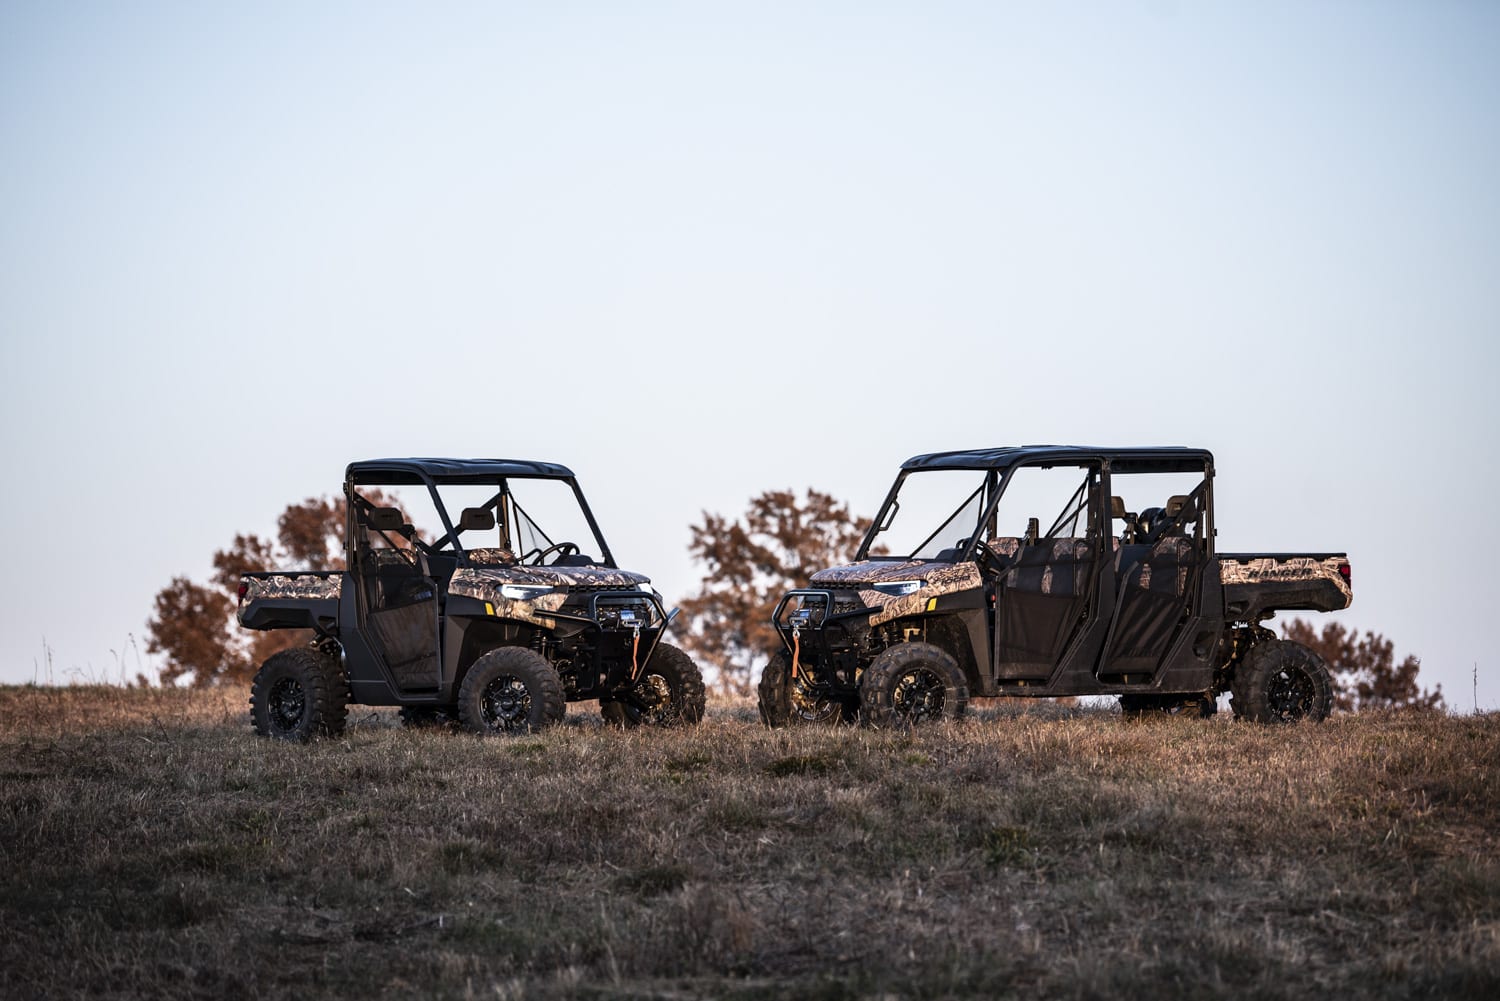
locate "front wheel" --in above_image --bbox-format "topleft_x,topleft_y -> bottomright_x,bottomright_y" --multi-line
249,647 -> 348,741
601,642 -> 706,727
1230,640 -> 1333,723
757,650 -> 855,727
457,648 -> 565,735
859,642 -> 968,727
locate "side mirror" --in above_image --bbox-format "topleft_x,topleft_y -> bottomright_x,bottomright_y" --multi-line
1165,495 -> 1188,517
459,507 -> 496,532
367,507 -> 405,532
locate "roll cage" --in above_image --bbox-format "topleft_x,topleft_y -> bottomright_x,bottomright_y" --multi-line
857,446 -> 1216,563
342,458 -> 618,569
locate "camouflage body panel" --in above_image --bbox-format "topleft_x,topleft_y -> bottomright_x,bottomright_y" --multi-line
466,547 -> 517,565
809,560 -> 984,627
237,573 -> 344,629
450,565 -> 649,592
241,574 -> 344,602
811,560 -> 930,587
1219,555 -> 1352,606
448,565 -> 652,630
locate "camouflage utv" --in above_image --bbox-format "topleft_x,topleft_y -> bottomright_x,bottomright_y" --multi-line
239,458 -> 704,739
760,446 -> 1352,727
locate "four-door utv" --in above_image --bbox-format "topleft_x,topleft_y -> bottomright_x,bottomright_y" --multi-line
759,446 -> 1352,727
238,458 -> 704,739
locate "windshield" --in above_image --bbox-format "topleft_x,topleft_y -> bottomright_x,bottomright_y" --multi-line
351,476 -> 611,566
500,478 -> 606,563
861,469 -> 994,560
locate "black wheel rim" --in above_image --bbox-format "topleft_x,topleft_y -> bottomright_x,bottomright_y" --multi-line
480,675 -> 533,732
890,668 -> 946,723
1266,667 -> 1315,722
625,674 -> 675,725
268,677 -> 306,732
790,675 -> 842,723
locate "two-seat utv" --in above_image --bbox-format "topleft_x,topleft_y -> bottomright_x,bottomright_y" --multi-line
759,446 -> 1352,726
238,458 -> 704,739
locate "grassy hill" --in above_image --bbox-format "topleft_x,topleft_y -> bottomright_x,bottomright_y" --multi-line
2,686 -> 1496,1000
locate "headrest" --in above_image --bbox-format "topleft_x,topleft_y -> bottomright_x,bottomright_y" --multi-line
459,507 -> 495,531
367,506 -> 405,531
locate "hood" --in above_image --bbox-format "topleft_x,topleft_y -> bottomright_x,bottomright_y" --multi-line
447,564 -> 652,630
810,560 -> 932,587
451,564 -> 650,590
807,560 -> 984,627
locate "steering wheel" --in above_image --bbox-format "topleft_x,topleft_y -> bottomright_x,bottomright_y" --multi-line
522,541 -> 580,566
969,538 -> 1007,574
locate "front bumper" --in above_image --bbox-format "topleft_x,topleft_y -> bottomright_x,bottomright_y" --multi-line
771,589 -> 873,692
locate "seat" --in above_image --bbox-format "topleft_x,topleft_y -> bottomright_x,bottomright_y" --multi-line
1136,495 -> 1191,544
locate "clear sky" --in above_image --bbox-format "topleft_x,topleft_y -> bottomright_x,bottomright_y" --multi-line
2,2 -> 1496,708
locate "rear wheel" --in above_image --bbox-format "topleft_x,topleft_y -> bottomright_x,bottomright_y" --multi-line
250,647 -> 348,741
758,650 -> 855,727
457,648 -> 565,735
601,643 -> 705,727
860,642 -> 968,727
1231,640 -> 1332,723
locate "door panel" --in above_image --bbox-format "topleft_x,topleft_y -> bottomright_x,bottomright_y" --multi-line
360,548 -> 441,689
1098,536 -> 1198,677
994,539 -> 1096,678
368,597 -> 440,687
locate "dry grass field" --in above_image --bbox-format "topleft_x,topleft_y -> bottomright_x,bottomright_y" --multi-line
2,685 -> 1497,1000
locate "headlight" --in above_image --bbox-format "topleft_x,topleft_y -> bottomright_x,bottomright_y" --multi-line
871,580 -> 925,597
498,583 -> 557,601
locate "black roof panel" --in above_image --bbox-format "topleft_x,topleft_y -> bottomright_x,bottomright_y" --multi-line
901,445 -> 1213,473
346,458 -> 576,485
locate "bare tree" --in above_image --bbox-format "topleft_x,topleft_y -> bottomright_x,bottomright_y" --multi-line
1282,618 -> 1443,711
678,489 -> 873,695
